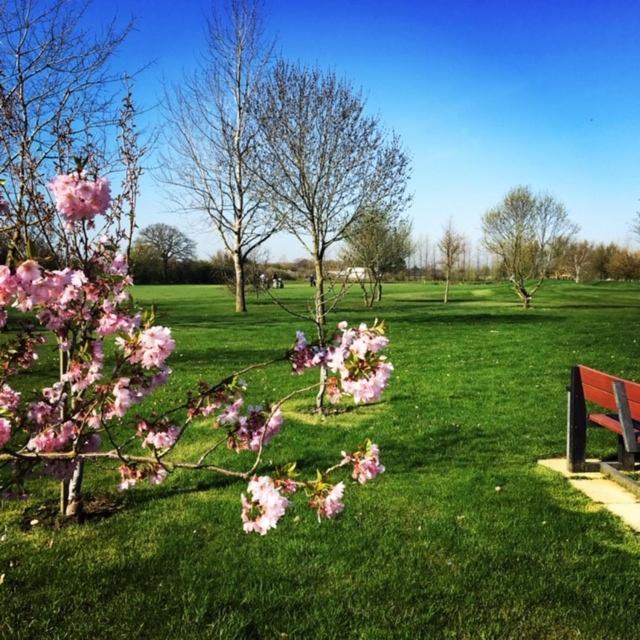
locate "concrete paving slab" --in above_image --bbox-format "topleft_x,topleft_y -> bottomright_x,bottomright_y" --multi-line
568,478 -> 638,504
538,457 -> 603,479
538,457 -> 640,533
607,504 -> 640,531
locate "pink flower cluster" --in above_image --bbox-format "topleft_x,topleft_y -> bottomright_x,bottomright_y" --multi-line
27,420 -> 75,453
141,425 -> 181,450
309,481 -> 345,520
241,476 -> 290,535
118,326 -> 175,370
214,397 -> 283,452
342,441 -> 385,484
0,384 -> 21,412
118,463 -> 168,490
290,331 -> 324,374
0,418 -> 12,448
49,172 -> 111,226
291,321 -> 393,405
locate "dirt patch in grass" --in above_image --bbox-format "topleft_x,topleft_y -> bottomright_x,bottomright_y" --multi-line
19,493 -> 125,531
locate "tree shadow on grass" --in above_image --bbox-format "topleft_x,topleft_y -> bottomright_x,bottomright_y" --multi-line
397,312 -> 564,326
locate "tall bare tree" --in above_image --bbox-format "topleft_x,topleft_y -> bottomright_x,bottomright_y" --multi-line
438,220 -> 465,303
0,0 -> 135,266
255,62 -> 411,336
633,211 -> 640,243
253,62 -> 410,410
343,208 -> 412,307
161,0 -> 277,312
137,223 -> 196,283
482,186 -> 576,307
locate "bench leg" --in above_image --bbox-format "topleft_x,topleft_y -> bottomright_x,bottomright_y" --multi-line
567,367 -> 587,472
617,436 -> 636,471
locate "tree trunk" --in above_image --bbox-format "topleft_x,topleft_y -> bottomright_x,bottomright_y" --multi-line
313,252 -> 327,413
162,258 -> 169,283
232,252 -> 247,313
66,461 -> 84,517
444,271 -> 450,303
375,280 -> 382,302
514,282 -> 532,308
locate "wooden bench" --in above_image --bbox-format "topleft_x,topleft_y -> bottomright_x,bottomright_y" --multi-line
567,365 -> 640,473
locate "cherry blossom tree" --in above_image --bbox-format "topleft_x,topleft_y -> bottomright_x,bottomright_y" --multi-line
0,168 -> 390,531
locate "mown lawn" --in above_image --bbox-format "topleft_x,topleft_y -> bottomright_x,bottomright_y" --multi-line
1,279 -> 640,639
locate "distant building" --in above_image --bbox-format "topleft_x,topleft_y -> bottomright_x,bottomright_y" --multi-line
329,267 -> 368,282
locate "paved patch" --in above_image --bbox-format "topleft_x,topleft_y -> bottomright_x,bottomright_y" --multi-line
538,457 -> 640,533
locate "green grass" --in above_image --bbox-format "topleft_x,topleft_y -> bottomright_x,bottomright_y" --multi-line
2,280 -> 640,639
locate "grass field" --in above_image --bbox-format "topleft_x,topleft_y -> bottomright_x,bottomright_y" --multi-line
2,280 -> 640,639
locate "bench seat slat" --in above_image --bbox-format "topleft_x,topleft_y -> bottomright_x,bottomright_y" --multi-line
588,413 -> 640,441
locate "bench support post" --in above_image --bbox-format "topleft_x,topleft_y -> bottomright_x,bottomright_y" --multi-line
567,366 -> 587,472
617,436 -> 636,471
612,380 -> 637,470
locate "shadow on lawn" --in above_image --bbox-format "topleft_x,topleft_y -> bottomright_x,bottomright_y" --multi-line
397,312 -> 564,326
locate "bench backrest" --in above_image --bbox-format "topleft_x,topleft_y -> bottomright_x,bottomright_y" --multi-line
578,365 -> 640,421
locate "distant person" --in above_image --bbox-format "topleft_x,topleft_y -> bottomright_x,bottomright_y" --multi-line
309,274 -> 316,287
272,272 -> 278,289
278,277 -> 284,289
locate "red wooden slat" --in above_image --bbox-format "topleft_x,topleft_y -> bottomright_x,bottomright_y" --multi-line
589,413 -> 623,435
579,365 -> 640,404
588,413 -> 640,442
582,383 -> 617,412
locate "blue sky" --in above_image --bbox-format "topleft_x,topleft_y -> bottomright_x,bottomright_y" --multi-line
92,0 -> 640,259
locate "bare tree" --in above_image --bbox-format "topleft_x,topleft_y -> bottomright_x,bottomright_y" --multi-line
343,208 -> 412,307
161,0 -> 277,312
137,223 -> 196,283
253,62 -> 410,409
254,62 -> 411,336
633,211 -> 640,243
0,0 -> 135,266
438,220 -> 465,303
482,186 -> 576,308
566,240 -> 592,283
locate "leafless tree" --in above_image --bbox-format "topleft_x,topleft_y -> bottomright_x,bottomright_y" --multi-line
438,220 -> 465,303
254,62 -> 411,335
482,186 -> 577,307
633,211 -> 640,243
161,0 -> 277,313
253,62 -> 410,409
343,208 -> 412,307
137,223 -> 196,283
0,0 -> 136,266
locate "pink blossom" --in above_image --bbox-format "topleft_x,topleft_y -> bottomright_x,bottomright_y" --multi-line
218,398 -> 244,426
314,482 -> 345,519
0,418 -> 11,447
118,464 -> 143,490
123,326 -> 175,369
49,172 -> 111,224
247,407 -> 283,452
148,465 -> 168,485
142,425 -> 181,450
111,378 -> 143,417
343,443 -> 385,484
27,420 -> 75,453
0,266 -> 17,305
241,476 -> 289,535
0,384 -> 21,412
27,401 -> 55,425
16,260 -> 41,285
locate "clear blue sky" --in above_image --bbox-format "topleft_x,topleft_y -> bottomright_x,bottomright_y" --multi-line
91,0 -> 640,259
